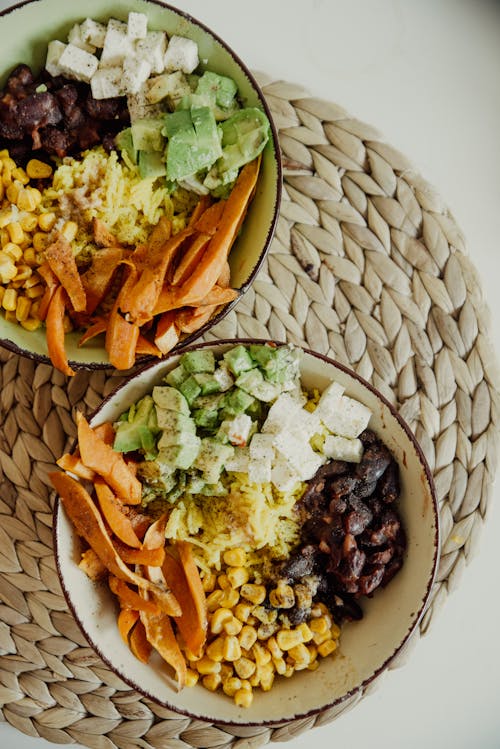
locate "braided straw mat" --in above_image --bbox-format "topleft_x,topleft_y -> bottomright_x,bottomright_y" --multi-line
1,76 -> 499,748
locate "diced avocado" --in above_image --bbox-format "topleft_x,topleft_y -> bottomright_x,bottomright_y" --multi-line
192,372 -> 220,395
185,472 -> 206,494
164,106 -> 222,182
196,71 -> 238,110
157,416 -> 196,447
146,70 -> 192,107
179,374 -> 202,405
113,395 -> 159,455
115,127 -> 137,164
261,345 -> 301,384
138,149 -> 167,178
192,392 -> 225,411
152,385 -> 190,414
155,408 -> 196,433
198,481 -> 228,496
221,387 -> 255,417
193,437 -> 234,484
193,407 -> 219,429
165,363 -> 189,388
235,369 -> 280,402
180,349 -> 215,373
249,343 -> 277,368
131,117 -> 166,152
223,345 -> 255,376
216,107 -> 270,177
158,434 -> 201,471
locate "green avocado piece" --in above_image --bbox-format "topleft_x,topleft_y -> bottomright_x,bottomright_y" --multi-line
138,149 -> 167,178
180,348 -> 216,374
196,71 -> 238,109
115,127 -> 137,164
131,117 -> 166,152
163,106 -> 222,182
215,107 -> 270,177
223,344 -> 255,376
152,385 -> 190,414
113,395 -> 159,456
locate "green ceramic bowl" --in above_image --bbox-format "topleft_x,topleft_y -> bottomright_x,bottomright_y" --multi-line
0,0 -> 281,369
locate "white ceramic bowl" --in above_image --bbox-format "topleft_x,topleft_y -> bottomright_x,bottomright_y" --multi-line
0,1 -> 281,368
53,339 -> 440,726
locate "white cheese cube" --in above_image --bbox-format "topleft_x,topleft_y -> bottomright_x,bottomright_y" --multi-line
271,456 -> 302,493
296,408 -> 322,439
123,55 -> 152,95
135,31 -> 167,75
314,381 -> 345,423
248,456 -> 272,484
45,40 -> 67,77
249,433 -> 275,461
127,11 -> 148,40
213,363 -> 234,392
68,23 -> 96,54
91,66 -> 127,99
274,431 -> 323,479
219,414 -> 253,447
261,393 -> 305,435
58,43 -> 99,83
164,35 -> 199,74
321,395 -> 371,438
322,434 -> 363,463
80,18 -> 107,48
100,18 -> 133,66
224,446 -> 250,473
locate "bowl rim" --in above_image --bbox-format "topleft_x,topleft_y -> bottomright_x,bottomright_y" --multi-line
53,337 -> 441,727
0,0 -> 283,371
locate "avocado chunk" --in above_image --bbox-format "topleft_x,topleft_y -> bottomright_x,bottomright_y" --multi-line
152,385 -> 190,414
158,434 -> 201,471
165,363 -> 189,388
115,127 -> 137,164
195,71 -> 238,109
156,409 -> 196,438
131,117 -> 166,152
163,106 -> 222,182
138,149 -> 167,178
235,368 -> 280,402
221,387 -> 256,417
113,395 -> 159,456
193,437 -> 234,484
180,348 -> 216,373
223,344 -> 255,376
179,375 -> 202,406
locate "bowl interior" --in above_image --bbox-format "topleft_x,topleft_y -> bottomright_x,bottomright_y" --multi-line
0,0 -> 281,366
54,340 -> 439,725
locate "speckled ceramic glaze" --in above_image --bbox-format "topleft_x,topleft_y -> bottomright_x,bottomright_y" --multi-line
0,0 -> 281,368
54,339 -> 440,726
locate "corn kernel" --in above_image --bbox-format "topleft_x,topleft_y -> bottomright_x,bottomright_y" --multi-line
2,167 -> 12,186
61,220 -> 78,242
14,265 -> 32,283
29,299 -> 40,319
312,629 -> 331,646
210,608 -> 233,635
6,181 -> 21,204
219,588 -> 239,608
330,623 -> 341,639
21,317 -> 41,331
259,664 -> 275,692
202,571 -> 217,593
27,187 -> 42,207
227,566 -> 250,589
317,639 -> 337,658
222,676 -> 242,697
0,182 -> 4,202
23,248 -> 37,267
297,622 -> 313,643
252,642 -> 271,666
2,288 -> 17,311
38,212 -> 56,232
220,662 -> 233,682
20,214 -> 38,233
15,296 -> 31,322
223,548 -> 247,567
224,616 -> 243,636
272,656 -> 287,675
276,628 -> 303,651
3,157 -> 16,171
234,656 -> 256,680
12,167 -> 28,185
2,242 -> 22,261
253,606 -> 277,625
206,590 -> 224,612
0,254 -> 17,283
7,222 -> 24,245
269,581 -> 295,609
266,636 -> 283,660
223,635 -> 241,662
234,602 -> 253,623
17,188 -> 37,211
206,636 -> 226,662
202,672 -> 221,692
4,309 -> 17,322
0,287 -> 4,304
0,229 -> 9,246
238,625 -> 257,651
217,573 -> 232,590
307,659 -> 320,671
310,617 -> 328,635
26,159 -> 53,179
0,209 -> 13,228
196,656 -> 221,675
240,584 -> 266,605
288,643 -> 310,665
185,668 -> 199,687
234,688 -> 253,708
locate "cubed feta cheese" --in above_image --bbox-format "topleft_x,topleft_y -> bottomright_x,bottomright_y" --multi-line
321,395 -> 371,438
164,35 -> 199,74
249,433 -> 275,461
261,393 -> 305,435
314,381 -> 344,423
322,434 -> 363,463
248,456 -> 272,484
224,446 -> 250,473
274,431 -> 323,478
100,18 -> 133,66
127,11 -> 148,40
271,455 -> 302,493
68,23 -> 96,54
135,31 -> 167,75
91,66 -> 127,99
123,55 -> 152,95
219,414 -> 253,447
45,40 -> 67,77
80,18 -> 107,48
213,363 -> 234,392
58,43 -> 99,83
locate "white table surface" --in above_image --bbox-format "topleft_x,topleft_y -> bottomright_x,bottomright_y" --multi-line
1,1 -> 499,748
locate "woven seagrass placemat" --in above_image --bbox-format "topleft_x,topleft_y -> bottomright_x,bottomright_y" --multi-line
1,77 -> 499,747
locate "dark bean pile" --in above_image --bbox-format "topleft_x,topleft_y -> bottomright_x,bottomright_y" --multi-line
274,430 -> 407,624
0,64 -> 130,164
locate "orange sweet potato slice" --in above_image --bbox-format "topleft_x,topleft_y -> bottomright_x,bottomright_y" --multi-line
112,539 -> 165,567
93,218 -> 122,248
154,310 -> 180,354
46,285 -> 75,377
81,247 -> 123,315
162,549 -> 207,658
94,478 -> 142,549
118,608 -> 140,646
140,609 -> 186,688
135,334 -> 162,358
171,232 -> 211,286
193,199 -> 225,235
76,411 -> 142,504
44,234 -> 86,313
109,575 -> 162,615
57,452 -> 95,481
175,304 -> 218,334
78,548 -> 106,581
78,317 -> 108,347
176,541 -> 207,641
106,306 -> 140,371
93,421 -> 115,446
188,194 -> 211,227
37,262 -> 59,321
129,618 -> 152,663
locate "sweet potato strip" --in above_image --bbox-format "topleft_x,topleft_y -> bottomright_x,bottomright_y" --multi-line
94,421 -> 115,446
106,306 -> 140,371
139,515 -> 182,617
109,576 -> 162,615
37,262 -> 59,321
118,608 -> 140,645
129,619 -> 152,663
93,218 -> 122,248
94,478 -> 142,549
78,317 -> 108,347
171,232 -> 211,286
57,452 -> 95,481
81,247 -> 123,315
154,311 -> 180,354
175,304 -> 218,334
217,261 -> 231,289
46,286 -> 75,377
162,550 -> 207,658
79,548 -> 106,580
122,226 -> 193,326
45,234 -> 86,312
49,471 -> 174,601
176,541 -> 207,639
188,194 -> 211,227
170,157 -> 261,305
199,285 -> 238,307
193,200 -> 225,235
139,609 -> 186,689
135,334 -> 162,358
76,411 -> 142,504
112,539 -> 165,567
